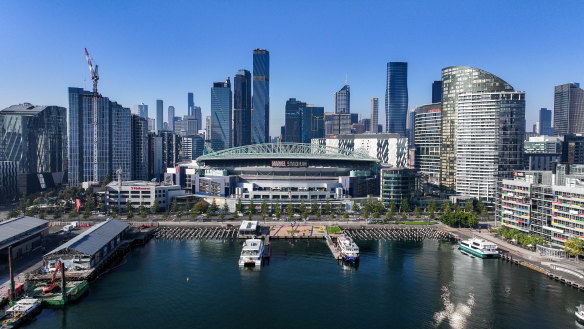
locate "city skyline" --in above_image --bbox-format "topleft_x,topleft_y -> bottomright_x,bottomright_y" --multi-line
1,2 -> 582,137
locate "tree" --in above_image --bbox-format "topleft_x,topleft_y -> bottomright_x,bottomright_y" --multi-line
170,199 -> 179,213
193,202 -> 202,215
233,211 -> 239,219
414,206 -> 421,219
127,209 -> 134,219
311,200 -> 318,215
139,203 -> 148,218
385,210 -> 393,220
261,199 -> 268,216
400,198 -> 409,214
102,173 -> 112,187
235,199 -> 242,213
83,208 -> 91,219
302,211 -> 308,220
373,210 -> 380,219
464,199 -> 475,214
248,199 -> 255,216
8,210 -> 19,218
363,198 -> 373,214
352,202 -> 360,213
442,201 -> 451,215
317,208 -> 322,220
111,210 -> 117,218
565,237 -> 584,260
100,203 -> 107,214
125,201 -> 133,215
390,200 -> 397,214
176,210 -> 183,219
274,200 -> 281,219
476,199 -> 487,219
324,199 -> 332,215
453,202 -> 461,213
163,211 -> 169,219
210,199 -> 218,213
299,200 -> 306,215
337,203 -> 345,215
68,209 -> 78,219
401,212 -> 407,220
223,202 -> 229,214
427,201 -> 436,220
363,209 -> 369,219
206,207 -> 211,219
219,211 -> 225,220
287,203 -> 294,219
151,202 -> 159,214
53,208 -> 62,219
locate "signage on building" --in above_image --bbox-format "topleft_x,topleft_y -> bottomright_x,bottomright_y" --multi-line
271,160 -> 308,167
428,108 -> 440,113
131,187 -> 151,191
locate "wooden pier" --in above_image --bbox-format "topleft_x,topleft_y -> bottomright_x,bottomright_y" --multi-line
324,227 -> 341,260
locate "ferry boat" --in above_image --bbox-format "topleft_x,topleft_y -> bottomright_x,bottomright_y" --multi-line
576,304 -> 584,323
458,238 -> 499,258
239,239 -> 265,267
1,298 -> 41,329
337,235 -> 360,263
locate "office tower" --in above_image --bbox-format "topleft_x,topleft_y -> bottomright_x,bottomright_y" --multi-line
233,69 -> 252,147
324,112 -> 352,135
0,104 -> 67,194
385,62 -> 408,136
68,87 -> 132,186
334,82 -> 350,114
456,91 -> 525,201
193,106 -> 202,131
134,103 -> 148,119
148,118 -> 155,132
156,99 -> 163,131
406,109 -> 416,147
370,98 -> 379,133
167,106 -> 175,132
302,105 -> 324,143
284,98 -> 306,143
131,114 -> 149,180
188,92 -> 194,116
554,83 -> 584,135
538,108 -> 552,135
432,81 -> 442,103
562,134 -> 584,165
211,78 -> 232,151
252,48 -> 270,144
439,66 -> 515,191
205,115 -> 211,140
182,135 -> 204,161
414,103 -> 441,185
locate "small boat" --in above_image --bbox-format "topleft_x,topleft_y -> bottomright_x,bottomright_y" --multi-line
239,239 -> 265,267
458,237 -> 499,258
337,235 -> 360,263
1,298 -> 41,329
576,304 -> 584,323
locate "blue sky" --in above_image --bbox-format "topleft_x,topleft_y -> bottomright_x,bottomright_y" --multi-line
1,1 -> 583,137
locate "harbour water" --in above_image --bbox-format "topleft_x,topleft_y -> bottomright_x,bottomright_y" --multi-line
25,239 -> 584,329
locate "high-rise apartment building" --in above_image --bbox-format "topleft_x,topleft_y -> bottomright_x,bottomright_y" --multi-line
131,114 -> 149,180
134,103 -> 148,119
324,113 -> 352,136
370,98 -> 379,133
538,108 -> 553,135
182,135 -> 204,161
0,103 -> 67,194
148,118 -> 155,132
432,81 -> 442,103
554,83 -> 584,135
284,98 -> 306,143
156,99 -> 163,132
233,69 -> 252,147
252,49 -> 270,144
167,106 -> 175,132
68,87 -> 131,186
456,91 -> 525,202
439,66 -> 514,191
211,78 -> 232,151
385,62 -> 408,136
334,83 -> 350,114
414,103 -> 441,185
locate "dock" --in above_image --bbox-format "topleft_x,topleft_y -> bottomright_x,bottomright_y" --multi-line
324,227 -> 341,260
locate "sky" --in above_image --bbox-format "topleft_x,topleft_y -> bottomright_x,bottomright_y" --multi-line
1,1 -> 583,137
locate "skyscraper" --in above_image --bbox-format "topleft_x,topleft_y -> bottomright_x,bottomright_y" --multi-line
385,62 -> 408,136
334,83 -> 350,114
193,106 -> 202,132
432,81 -> 442,103
414,103 -> 441,185
134,103 -> 148,119
252,48 -> 270,144
554,83 -> 584,136
370,98 -> 379,133
439,66 -> 514,191
538,108 -> 553,135
211,78 -> 232,151
456,91 -> 525,201
156,99 -> 163,131
284,98 -> 306,143
188,92 -> 194,116
168,106 -> 175,132
131,114 -> 149,180
301,105 -> 324,143
0,104 -> 67,194
233,69 -> 252,147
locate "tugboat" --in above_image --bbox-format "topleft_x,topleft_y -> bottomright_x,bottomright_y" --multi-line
337,235 -> 360,263
239,239 -> 265,267
458,237 -> 499,258
576,304 -> 584,323
1,298 -> 41,329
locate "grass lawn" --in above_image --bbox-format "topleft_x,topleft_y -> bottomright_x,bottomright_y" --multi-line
396,221 -> 436,225
327,226 -> 341,234
286,230 -> 299,233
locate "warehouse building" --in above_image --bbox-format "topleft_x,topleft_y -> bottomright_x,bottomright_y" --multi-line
0,216 -> 49,261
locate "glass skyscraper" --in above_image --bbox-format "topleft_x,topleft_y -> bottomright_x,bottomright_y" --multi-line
168,106 -> 175,132
539,108 -> 553,135
233,69 -> 252,147
370,98 -> 379,133
334,83 -> 350,114
156,99 -> 163,132
414,103 -> 441,185
554,82 -> 584,136
385,62 -> 408,136
187,92 -> 202,132
134,103 -> 148,119
439,66 -> 514,191
301,105 -> 324,143
211,78 -> 232,151
432,80 -> 442,103
284,98 -> 306,143
252,48 -> 270,144
188,92 -> 194,116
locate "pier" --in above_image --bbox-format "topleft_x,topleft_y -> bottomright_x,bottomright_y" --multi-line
324,227 -> 341,260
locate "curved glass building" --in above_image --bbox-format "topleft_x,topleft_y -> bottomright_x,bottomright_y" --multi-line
439,66 -> 514,191
385,62 -> 408,136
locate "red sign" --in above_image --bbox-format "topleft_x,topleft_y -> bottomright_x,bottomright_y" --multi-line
131,187 -> 150,191
428,109 -> 440,113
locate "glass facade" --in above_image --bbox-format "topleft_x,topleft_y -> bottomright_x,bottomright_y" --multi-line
301,105 -> 324,143
233,69 -> 252,147
211,78 -> 232,151
131,114 -> 149,180
414,103 -> 441,185
156,99 -> 163,132
188,92 -> 194,116
554,83 -> 584,136
432,80 -> 442,103
385,62 -> 408,136
380,168 -> 421,205
370,98 -> 379,133
334,84 -> 350,114
284,98 -> 305,143
168,106 -> 175,132
456,92 -> 525,202
539,108 -> 553,135
252,49 -> 270,144
439,66 -> 514,191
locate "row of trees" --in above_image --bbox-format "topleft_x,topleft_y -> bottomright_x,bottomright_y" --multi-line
439,211 -> 478,228
494,227 -> 545,247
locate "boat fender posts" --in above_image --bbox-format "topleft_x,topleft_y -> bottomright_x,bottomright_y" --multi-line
8,246 -> 15,303
61,261 -> 67,303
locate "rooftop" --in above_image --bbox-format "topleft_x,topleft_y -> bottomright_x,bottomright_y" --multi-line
0,216 -> 48,249
0,103 -> 62,116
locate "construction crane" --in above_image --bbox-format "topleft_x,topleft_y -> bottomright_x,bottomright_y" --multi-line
84,48 -> 100,183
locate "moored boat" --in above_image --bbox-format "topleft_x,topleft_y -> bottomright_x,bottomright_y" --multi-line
458,237 -> 499,258
576,304 -> 584,323
239,239 -> 265,267
337,235 -> 360,263
1,298 -> 41,329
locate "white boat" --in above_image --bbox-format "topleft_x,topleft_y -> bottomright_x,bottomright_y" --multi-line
458,237 -> 499,258
576,304 -> 584,323
2,298 -> 41,328
239,239 -> 265,267
337,235 -> 360,263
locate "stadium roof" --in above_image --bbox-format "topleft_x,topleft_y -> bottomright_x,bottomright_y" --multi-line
197,143 -> 378,162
